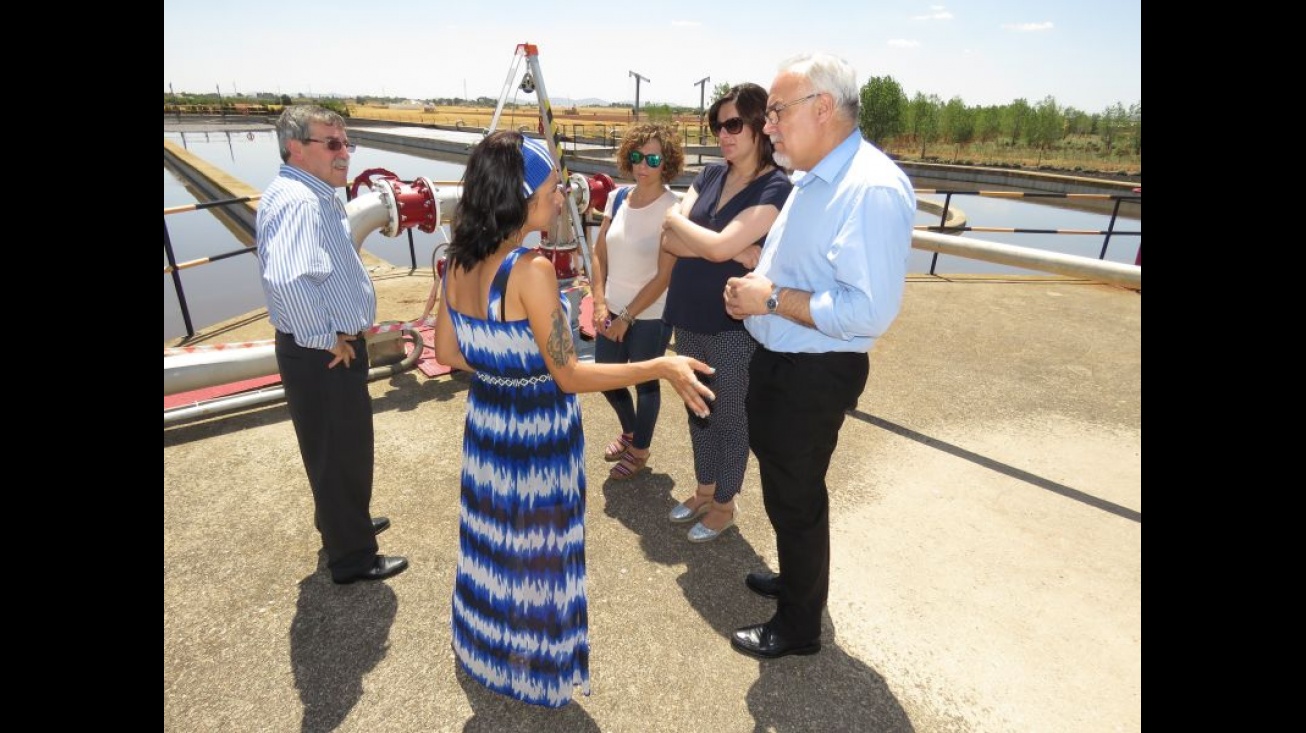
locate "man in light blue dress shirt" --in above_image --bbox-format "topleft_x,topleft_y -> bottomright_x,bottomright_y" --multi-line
257,105 -> 407,584
724,54 -> 915,658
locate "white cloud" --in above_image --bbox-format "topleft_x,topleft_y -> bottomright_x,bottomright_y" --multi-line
671,20 -> 700,27
912,5 -> 954,21
1002,21 -> 1055,32
889,39 -> 922,48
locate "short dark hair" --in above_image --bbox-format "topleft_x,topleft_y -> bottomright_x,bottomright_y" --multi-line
274,105 -> 345,162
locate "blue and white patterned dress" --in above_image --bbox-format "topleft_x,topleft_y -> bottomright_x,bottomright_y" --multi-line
447,246 -> 590,708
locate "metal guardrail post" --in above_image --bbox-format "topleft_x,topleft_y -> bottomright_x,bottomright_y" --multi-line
165,219 -> 196,339
1098,195 -> 1137,261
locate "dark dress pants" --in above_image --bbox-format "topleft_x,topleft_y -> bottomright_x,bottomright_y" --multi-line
747,347 -> 869,642
275,331 -> 378,578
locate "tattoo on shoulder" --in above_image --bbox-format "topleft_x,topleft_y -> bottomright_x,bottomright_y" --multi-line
546,305 -> 575,366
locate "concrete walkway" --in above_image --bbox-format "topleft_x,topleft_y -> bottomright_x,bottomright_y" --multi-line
164,265 -> 1141,732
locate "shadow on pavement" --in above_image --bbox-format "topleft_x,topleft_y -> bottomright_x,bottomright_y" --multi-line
291,553 -> 398,733
599,473 -> 915,732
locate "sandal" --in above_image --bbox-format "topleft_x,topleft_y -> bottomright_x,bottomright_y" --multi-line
669,485 -> 716,523
609,448 -> 650,480
688,502 -> 738,543
604,432 -> 634,462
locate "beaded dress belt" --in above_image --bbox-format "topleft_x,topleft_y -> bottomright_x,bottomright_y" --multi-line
474,372 -> 555,387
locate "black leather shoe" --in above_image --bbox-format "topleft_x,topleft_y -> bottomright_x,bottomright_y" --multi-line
372,516 -> 391,535
333,555 -> 409,584
745,570 -> 781,599
731,622 -> 821,659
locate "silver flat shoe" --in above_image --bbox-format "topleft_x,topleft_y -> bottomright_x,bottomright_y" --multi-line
668,500 -> 711,524
687,508 -> 737,543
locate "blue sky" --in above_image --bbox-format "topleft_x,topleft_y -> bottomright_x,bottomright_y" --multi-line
163,1 -> 1141,114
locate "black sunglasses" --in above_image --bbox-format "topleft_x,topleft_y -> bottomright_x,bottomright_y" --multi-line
628,150 -> 663,168
304,137 -> 356,153
710,117 -> 746,136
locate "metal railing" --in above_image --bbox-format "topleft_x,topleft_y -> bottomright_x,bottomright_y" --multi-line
165,190 -> 437,341
166,184 -> 1142,341
913,188 -> 1141,275
164,195 -> 263,339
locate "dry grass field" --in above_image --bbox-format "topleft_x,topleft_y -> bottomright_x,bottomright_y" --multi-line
349,104 -> 1140,178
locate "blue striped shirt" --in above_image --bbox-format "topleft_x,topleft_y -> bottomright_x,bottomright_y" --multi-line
746,131 -> 915,353
256,164 -> 376,350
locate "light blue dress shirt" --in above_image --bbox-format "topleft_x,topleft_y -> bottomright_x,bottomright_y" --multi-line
256,164 -> 376,350
746,131 -> 916,353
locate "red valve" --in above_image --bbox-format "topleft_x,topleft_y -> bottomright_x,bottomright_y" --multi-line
394,177 -> 439,233
587,173 -> 617,214
350,168 -> 400,199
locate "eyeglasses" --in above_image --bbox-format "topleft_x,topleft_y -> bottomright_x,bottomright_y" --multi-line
764,93 -> 822,125
710,117 -> 746,136
628,150 -> 663,168
304,137 -> 356,153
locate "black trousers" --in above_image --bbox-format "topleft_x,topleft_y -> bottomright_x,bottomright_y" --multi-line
275,331 -> 377,578
746,347 -> 868,642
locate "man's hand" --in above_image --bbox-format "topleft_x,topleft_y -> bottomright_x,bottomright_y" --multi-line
328,332 -> 358,368
724,272 -> 772,320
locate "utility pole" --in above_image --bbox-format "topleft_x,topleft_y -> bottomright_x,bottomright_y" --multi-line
170,82 -> 181,122
694,76 -> 710,115
694,76 -> 710,144
216,84 -> 225,118
628,70 -> 650,121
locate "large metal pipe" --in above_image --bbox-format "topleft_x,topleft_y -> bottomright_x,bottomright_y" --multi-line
164,329 -> 426,426
911,230 -> 1141,289
165,342 -> 278,396
167,179 -> 451,401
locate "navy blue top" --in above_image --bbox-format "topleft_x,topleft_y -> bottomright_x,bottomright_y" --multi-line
663,163 -> 793,334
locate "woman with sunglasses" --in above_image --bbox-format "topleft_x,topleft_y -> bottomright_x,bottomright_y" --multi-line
589,123 -> 686,480
432,131 -> 715,708
660,83 -> 794,542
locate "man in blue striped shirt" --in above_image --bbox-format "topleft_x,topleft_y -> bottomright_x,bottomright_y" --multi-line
256,105 -> 408,584
724,54 -> 915,658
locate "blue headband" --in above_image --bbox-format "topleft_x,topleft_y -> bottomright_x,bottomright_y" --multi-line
521,137 -> 554,196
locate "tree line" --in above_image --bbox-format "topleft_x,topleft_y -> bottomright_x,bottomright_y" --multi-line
165,74 -> 1142,163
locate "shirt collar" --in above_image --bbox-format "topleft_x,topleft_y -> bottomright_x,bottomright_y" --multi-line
793,129 -> 861,189
279,163 -> 339,201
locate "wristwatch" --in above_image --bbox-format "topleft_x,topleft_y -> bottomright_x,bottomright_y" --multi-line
766,285 -> 782,315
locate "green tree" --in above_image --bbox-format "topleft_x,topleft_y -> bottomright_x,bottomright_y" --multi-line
1129,102 -> 1142,156
1063,106 -> 1093,136
1100,102 -> 1127,156
1027,95 -> 1064,163
858,75 -> 906,147
1002,98 -> 1031,146
712,81 -> 733,102
974,105 -> 1003,143
939,96 -> 974,145
907,92 -> 941,158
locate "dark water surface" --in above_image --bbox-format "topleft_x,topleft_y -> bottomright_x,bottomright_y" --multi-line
164,129 -> 1141,342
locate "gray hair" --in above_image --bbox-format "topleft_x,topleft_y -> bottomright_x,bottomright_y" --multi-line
275,105 -> 346,162
777,53 -> 860,122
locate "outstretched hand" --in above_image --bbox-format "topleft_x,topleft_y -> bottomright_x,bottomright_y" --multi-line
660,355 -> 716,418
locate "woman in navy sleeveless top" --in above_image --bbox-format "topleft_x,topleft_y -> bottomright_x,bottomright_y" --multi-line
661,83 -> 794,542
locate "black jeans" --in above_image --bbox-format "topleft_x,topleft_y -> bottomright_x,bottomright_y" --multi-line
595,319 -> 673,451
275,331 -> 378,578
746,347 -> 868,642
